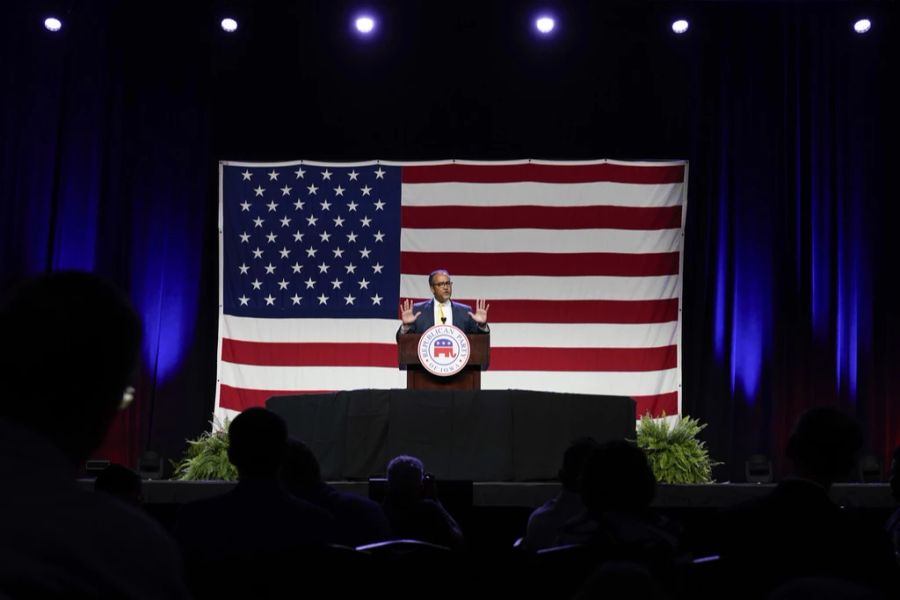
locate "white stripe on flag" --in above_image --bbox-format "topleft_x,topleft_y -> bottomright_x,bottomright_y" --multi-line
400,274 -> 681,301
400,228 -> 681,254
401,181 -> 685,208
220,361 -> 676,397
223,315 -> 398,343
481,369 -> 679,397
221,314 -> 678,349
220,362 -> 407,391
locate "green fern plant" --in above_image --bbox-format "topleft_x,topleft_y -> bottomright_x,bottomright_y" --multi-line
635,414 -> 720,484
172,419 -> 238,481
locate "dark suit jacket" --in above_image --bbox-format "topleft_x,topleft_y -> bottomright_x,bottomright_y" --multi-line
397,299 -> 488,339
174,479 -> 335,564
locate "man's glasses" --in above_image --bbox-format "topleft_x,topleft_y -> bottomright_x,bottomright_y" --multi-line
433,281 -> 453,288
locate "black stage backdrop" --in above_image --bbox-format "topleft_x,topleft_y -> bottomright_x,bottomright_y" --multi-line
1,1 -> 897,482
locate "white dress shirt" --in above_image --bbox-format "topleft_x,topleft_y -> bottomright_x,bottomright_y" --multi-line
434,300 -> 452,326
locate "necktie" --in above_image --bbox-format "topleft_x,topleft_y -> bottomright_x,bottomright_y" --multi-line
439,303 -> 446,324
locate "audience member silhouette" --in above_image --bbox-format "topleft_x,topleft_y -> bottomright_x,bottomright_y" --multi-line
280,437 -> 391,546
174,407 -> 334,568
719,406 -> 897,598
0,271 -> 189,598
523,437 -> 599,551
559,441 -> 681,563
95,463 -> 144,507
381,455 -> 464,550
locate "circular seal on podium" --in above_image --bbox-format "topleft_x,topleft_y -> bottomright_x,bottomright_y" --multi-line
417,324 -> 471,377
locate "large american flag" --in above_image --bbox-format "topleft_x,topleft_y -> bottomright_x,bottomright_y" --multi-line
216,159 -> 686,423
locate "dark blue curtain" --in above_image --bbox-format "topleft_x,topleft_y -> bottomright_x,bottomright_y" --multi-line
2,1 -> 896,479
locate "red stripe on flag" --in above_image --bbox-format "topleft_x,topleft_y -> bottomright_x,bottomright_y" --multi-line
401,251 -> 680,277
401,163 -> 685,184
222,340 -> 397,367
401,205 -> 682,230
224,339 -> 675,372
491,346 -> 677,372
219,384 -> 330,412
632,392 -> 679,419
440,299 -> 679,324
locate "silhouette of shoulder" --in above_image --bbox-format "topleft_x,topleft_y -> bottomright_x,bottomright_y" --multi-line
0,419 -> 188,599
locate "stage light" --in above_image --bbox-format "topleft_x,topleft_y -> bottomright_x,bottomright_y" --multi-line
535,16 -> 555,35
44,17 -> 62,32
355,15 -> 376,35
221,18 -> 238,33
745,454 -> 773,483
858,454 -> 881,483
853,19 -> 871,34
672,19 -> 689,35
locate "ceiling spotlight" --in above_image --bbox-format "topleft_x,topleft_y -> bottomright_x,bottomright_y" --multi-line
853,19 -> 871,34
536,16 -> 556,35
44,17 -> 62,32
672,19 -> 689,35
355,16 -> 376,34
221,18 -> 238,33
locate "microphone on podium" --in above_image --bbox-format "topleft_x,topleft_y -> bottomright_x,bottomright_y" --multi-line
441,317 -> 446,324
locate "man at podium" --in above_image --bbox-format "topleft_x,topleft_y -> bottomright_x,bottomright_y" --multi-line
397,269 -> 490,337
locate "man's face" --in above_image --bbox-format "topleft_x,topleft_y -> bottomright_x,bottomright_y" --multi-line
430,273 -> 453,303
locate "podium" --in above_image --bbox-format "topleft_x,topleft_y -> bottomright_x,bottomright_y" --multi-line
398,332 -> 490,390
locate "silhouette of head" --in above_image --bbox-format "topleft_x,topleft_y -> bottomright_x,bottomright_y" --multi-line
785,406 -> 862,486
95,463 -> 143,506
280,437 -> 322,497
227,407 -> 288,479
0,271 -> 141,463
580,440 -> 656,515
559,437 -> 600,492
386,454 -> 425,502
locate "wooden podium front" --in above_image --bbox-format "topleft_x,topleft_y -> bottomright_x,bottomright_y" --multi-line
398,332 -> 490,390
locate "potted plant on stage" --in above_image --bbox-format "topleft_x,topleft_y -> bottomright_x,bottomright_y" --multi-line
635,414 -> 720,484
172,420 -> 237,481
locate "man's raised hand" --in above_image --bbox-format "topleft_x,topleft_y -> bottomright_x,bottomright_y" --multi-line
400,298 -> 421,325
468,298 -> 490,325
